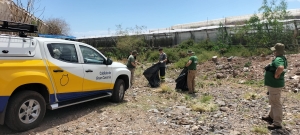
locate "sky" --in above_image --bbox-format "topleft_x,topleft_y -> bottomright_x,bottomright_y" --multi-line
31,0 -> 300,38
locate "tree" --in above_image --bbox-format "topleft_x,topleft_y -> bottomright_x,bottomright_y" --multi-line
216,22 -> 231,54
257,0 -> 292,45
0,0 -> 47,34
234,0 -> 293,47
8,0 -> 45,23
44,18 -> 71,35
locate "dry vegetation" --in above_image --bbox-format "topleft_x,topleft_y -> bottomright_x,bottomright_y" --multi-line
1,53 -> 300,135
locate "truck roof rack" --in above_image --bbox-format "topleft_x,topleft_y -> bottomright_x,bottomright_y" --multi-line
0,20 -> 38,37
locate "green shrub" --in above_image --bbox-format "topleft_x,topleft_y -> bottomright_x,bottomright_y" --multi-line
200,94 -> 213,103
195,41 -> 215,51
223,45 -> 252,57
147,51 -> 158,61
179,39 -> 195,49
174,57 -> 189,68
164,49 -> 180,63
244,61 -> 252,67
197,50 -> 219,64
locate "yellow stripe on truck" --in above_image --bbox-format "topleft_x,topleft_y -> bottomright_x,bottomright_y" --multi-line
0,59 -> 55,96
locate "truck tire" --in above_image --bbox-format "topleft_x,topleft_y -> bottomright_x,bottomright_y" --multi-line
5,90 -> 46,131
111,79 -> 125,103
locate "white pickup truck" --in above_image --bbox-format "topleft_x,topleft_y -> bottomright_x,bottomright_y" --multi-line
0,20 -> 131,131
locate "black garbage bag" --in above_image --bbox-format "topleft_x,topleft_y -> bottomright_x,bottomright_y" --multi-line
143,63 -> 160,88
175,67 -> 189,91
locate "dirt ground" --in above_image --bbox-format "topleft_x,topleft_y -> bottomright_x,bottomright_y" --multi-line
1,53 -> 300,135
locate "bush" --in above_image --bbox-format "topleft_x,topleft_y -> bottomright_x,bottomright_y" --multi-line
195,41 -> 215,51
174,57 -> 189,68
179,39 -> 195,49
244,61 -> 252,67
164,49 -> 180,63
197,50 -> 219,64
223,45 -> 252,57
147,51 -> 159,62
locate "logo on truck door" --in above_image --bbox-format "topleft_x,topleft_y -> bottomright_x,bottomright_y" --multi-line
96,71 -> 112,80
60,74 -> 69,86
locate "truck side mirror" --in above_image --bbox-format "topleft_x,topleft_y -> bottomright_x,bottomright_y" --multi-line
106,58 -> 113,65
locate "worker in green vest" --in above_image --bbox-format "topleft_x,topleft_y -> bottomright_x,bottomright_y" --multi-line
185,50 -> 198,94
262,43 -> 288,130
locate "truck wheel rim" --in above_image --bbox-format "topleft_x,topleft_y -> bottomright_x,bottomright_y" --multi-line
18,99 -> 41,124
119,84 -> 124,99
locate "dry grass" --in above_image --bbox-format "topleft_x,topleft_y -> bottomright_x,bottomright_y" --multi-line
134,67 -> 145,78
158,83 -> 174,94
156,83 -> 182,100
191,102 -> 218,112
199,94 -> 213,103
243,92 -> 261,100
292,93 -> 300,100
190,94 -> 218,112
295,113 -> 300,119
252,126 -> 268,134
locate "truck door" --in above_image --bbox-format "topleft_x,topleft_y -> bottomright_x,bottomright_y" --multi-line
44,43 -> 84,101
78,45 -> 113,92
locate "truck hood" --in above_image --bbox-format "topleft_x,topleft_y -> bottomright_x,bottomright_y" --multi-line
111,62 -> 127,68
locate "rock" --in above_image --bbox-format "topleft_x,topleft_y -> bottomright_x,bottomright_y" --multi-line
148,109 -> 160,113
238,80 -> 246,84
216,73 -> 225,79
230,130 -> 241,135
116,117 -> 123,122
86,128 -> 95,133
227,56 -> 233,62
101,127 -> 108,131
213,113 -> 222,118
293,89 -> 299,93
216,100 -> 226,106
220,107 -> 229,112
243,67 -> 249,72
175,106 -> 187,110
233,70 -> 239,77
216,65 -> 223,70
224,64 -> 230,69
79,122 -> 87,126
228,103 -> 237,108
212,56 -> 218,63
183,125 -> 191,129
200,126 -> 209,131
191,125 -> 199,131
47,130 -> 54,135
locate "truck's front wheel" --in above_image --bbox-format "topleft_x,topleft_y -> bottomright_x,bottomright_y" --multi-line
5,90 -> 46,131
111,79 -> 125,103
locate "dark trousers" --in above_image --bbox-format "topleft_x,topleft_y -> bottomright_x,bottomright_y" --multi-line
159,67 -> 166,81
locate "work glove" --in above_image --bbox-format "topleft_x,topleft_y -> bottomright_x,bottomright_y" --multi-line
160,61 -> 163,63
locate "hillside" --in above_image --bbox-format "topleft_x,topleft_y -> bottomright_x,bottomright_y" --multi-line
1,53 -> 300,135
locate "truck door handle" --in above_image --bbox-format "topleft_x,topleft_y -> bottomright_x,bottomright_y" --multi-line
85,69 -> 93,72
53,69 -> 64,72
2,50 -> 9,53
